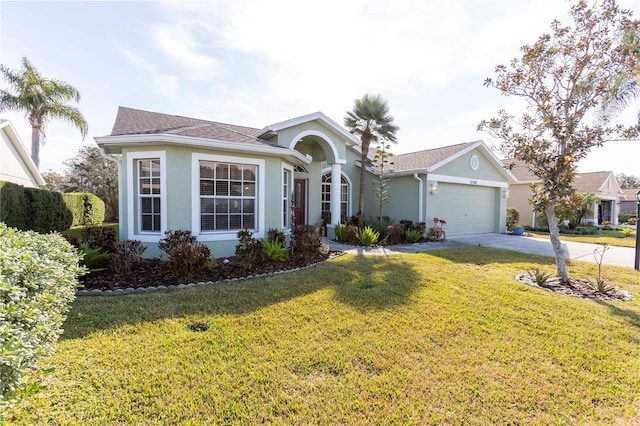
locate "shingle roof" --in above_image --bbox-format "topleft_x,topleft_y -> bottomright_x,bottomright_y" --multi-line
110,107 -> 275,147
572,171 -> 613,193
390,142 -> 477,172
501,159 -> 536,181
621,187 -> 640,200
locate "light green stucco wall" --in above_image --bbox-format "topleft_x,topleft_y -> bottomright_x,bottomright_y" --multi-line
363,172 -> 423,224
507,183 -> 535,227
272,121 -> 348,164
432,148 -> 506,182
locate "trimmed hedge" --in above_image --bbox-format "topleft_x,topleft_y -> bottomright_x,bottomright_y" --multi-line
0,182 -> 105,232
62,193 -> 105,227
0,181 -> 72,232
0,224 -> 84,414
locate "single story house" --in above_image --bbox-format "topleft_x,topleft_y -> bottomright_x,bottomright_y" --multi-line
96,107 -> 514,257
0,119 -> 44,188
619,188 -> 640,215
504,158 -> 625,226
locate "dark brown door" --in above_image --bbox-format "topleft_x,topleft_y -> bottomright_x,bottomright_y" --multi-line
294,179 -> 306,226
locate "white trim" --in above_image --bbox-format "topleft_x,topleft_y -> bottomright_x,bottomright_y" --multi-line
0,120 -> 45,186
414,173 -> 424,223
282,164 -> 294,230
321,167 -> 352,219
428,173 -> 508,188
191,153 -> 266,241
95,133 -> 311,165
255,111 -> 360,146
289,129 -> 346,165
126,151 -> 167,242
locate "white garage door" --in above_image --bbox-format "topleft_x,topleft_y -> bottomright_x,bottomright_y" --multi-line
432,183 -> 497,236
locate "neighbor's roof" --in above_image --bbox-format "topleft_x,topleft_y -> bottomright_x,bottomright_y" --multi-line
501,159 -> 536,182
110,107 -> 272,147
391,142 -> 477,172
621,187 -> 640,200
572,171 -> 614,193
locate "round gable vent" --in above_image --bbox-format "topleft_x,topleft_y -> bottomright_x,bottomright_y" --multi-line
470,154 -> 479,170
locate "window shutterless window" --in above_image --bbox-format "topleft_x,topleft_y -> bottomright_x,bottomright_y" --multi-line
321,172 -> 349,220
200,161 -> 256,231
139,159 -> 161,232
283,169 -> 291,228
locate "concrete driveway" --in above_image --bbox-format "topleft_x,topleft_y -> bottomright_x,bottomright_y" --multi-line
327,233 -> 638,268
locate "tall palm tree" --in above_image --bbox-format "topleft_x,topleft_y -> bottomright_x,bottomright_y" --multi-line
344,94 -> 399,227
600,26 -> 640,124
0,57 -> 88,169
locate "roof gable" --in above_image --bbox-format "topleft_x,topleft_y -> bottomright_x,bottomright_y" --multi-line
256,111 -> 360,146
0,120 -> 44,187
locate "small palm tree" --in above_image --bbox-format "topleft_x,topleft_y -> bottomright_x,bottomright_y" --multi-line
344,94 -> 399,227
0,57 -> 88,169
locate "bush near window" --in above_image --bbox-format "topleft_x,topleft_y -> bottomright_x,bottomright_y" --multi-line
80,226 -> 116,253
109,240 -> 146,274
159,230 -> 211,280
62,193 -> 105,227
262,239 -> 289,262
292,225 -> 322,263
0,181 -> 72,232
0,224 -> 84,415
235,230 -> 262,270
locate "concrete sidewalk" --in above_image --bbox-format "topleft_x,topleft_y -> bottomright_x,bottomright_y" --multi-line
326,233 -> 638,268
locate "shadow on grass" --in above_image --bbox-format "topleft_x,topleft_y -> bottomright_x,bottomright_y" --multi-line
596,300 -> 640,330
425,245 -> 557,267
62,254 -> 422,339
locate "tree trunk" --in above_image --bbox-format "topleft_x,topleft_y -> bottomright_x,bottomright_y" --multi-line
358,140 -> 370,228
31,127 -> 41,169
545,203 -> 569,282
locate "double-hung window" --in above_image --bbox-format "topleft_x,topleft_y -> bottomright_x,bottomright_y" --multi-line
139,159 -> 161,232
283,169 -> 291,229
200,161 -> 256,231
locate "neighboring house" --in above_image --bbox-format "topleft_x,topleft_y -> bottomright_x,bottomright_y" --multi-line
619,188 -> 640,215
0,119 -> 44,188
504,158 -> 625,226
95,107 -> 514,257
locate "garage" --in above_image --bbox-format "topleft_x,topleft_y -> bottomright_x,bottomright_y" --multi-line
432,183 -> 498,236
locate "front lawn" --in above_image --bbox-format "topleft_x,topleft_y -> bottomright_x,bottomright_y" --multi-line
529,229 -> 637,248
7,247 -> 640,424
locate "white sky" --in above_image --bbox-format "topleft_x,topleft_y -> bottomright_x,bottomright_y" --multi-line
1,0 -> 639,176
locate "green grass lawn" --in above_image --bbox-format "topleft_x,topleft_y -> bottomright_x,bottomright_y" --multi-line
529,230 -> 637,248
7,247 -> 640,424
62,222 -> 119,239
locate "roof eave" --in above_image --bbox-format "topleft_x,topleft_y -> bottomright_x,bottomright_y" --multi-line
0,120 -> 45,186
94,134 -> 312,166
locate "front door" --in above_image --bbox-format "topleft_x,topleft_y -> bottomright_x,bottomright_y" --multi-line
294,179 -> 306,226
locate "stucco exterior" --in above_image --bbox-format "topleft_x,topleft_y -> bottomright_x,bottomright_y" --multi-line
96,107 -> 514,257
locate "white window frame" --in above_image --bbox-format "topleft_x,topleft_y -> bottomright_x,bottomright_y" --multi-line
192,153 -> 265,241
126,151 -> 167,242
321,167 -> 352,221
282,164 -> 293,230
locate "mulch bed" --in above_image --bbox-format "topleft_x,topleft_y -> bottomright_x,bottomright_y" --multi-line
80,252 -> 342,291
515,274 -> 633,301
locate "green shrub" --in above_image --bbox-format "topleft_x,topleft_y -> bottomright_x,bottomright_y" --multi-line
526,268 -> 553,286
506,207 -> 520,231
62,193 -> 105,227
0,224 -> 84,415
365,216 -> 392,239
235,230 -> 263,270
79,243 -> 110,273
346,224 -> 359,245
356,226 -> 380,246
110,240 -> 146,274
0,181 -> 72,232
292,225 -> 322,263
262,239 -> 290,261
334,223 -> 348,242
405,228 -> 422,243
618,212 -> 635,224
